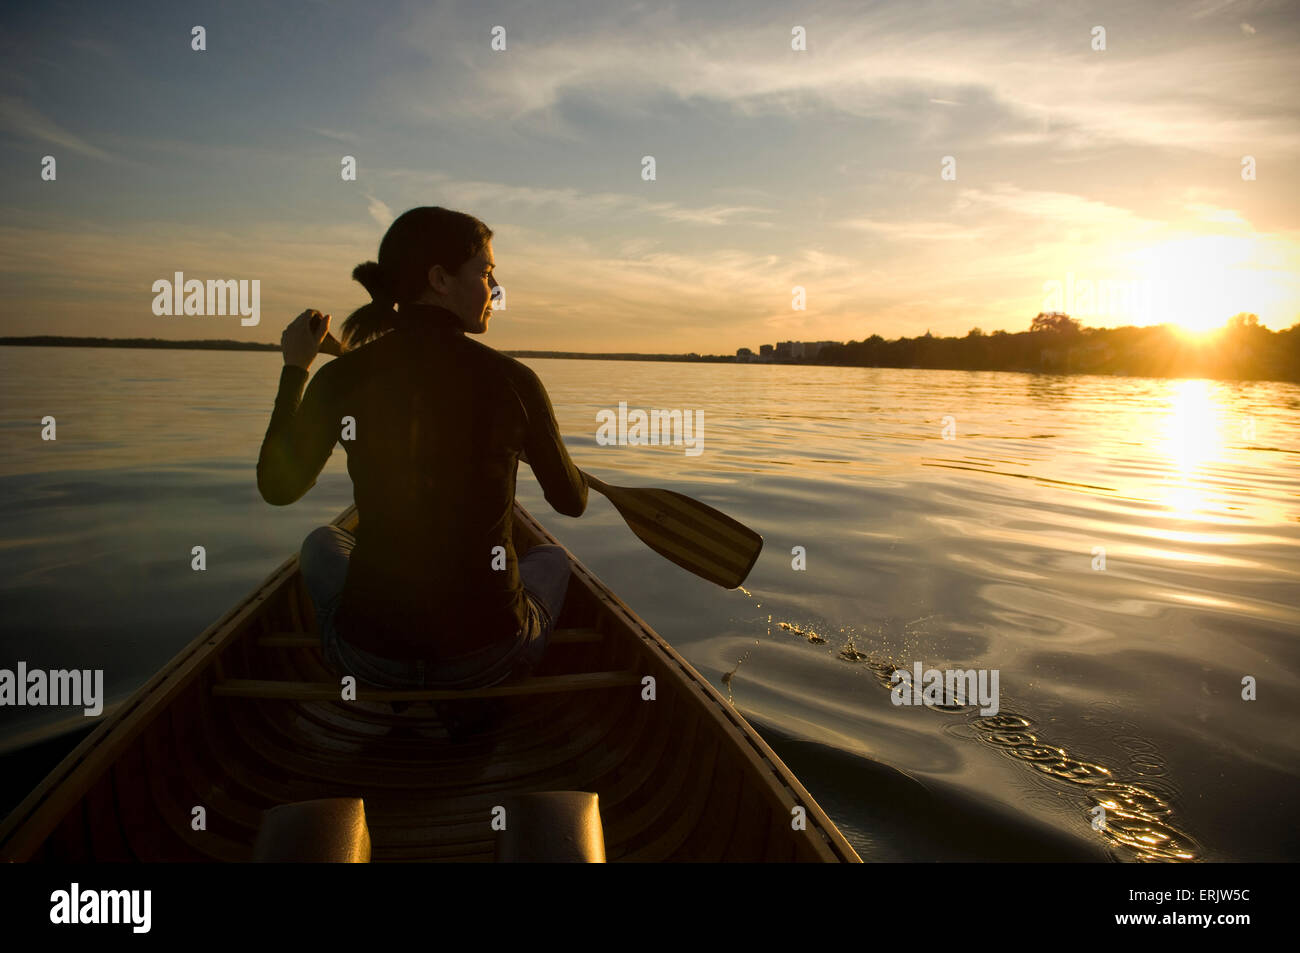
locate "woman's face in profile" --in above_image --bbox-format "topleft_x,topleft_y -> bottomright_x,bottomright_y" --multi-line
423,240 -> 498,333
457,241 -> 498,334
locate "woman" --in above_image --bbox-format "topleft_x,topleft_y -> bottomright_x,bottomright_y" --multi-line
257,206 -> 588,723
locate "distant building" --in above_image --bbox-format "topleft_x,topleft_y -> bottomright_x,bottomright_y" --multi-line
750,340 -> 846,361
801,341 -> 839,359
736,347 -> 755,363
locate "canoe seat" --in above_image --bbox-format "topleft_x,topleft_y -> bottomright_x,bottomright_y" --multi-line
494,792 -> 606,863
256,627 -> 605,649
252,797 -> 371,863
212,669 -> 641,701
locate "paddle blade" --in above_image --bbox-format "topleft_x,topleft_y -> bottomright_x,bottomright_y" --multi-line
597,483 -> 762,589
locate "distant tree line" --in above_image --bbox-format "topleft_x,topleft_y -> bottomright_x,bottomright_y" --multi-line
809,313 -> 1300,382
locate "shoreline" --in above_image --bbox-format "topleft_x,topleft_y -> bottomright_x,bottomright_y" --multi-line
2,335 -> 1297,384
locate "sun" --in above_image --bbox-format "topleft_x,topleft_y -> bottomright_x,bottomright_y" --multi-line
1128,234 -> 1282,335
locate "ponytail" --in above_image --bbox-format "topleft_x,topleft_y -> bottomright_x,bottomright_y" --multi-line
339,261 -> 399,349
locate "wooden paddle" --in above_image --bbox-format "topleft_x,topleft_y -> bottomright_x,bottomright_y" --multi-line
577,470 -> 763,589
308,316 -> 763,588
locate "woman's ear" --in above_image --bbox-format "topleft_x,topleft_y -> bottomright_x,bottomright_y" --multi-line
426,264 -> 446,294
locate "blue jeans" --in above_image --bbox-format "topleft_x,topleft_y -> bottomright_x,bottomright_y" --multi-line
299,525 -> 570,690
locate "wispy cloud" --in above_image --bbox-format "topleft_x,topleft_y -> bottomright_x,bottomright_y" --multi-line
1185,203 -> 1251,226
1188,0 -> 1244,19
304,126 -> 358,142
382,168 -> 775,228
0,94 -> 119,162
65,35 -> 119,60
838,219 -> 994,242
363,193 -> 393,227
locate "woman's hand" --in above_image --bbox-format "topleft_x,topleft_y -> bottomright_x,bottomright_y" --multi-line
281,309 -> 331,369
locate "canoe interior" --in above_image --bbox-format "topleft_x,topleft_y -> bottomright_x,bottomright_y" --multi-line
0,504 -> 860,862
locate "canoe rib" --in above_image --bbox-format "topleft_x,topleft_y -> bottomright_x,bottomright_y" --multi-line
0,502 -> 862,863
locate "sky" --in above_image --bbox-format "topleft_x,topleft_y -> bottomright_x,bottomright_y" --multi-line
1,0 -> 1298,353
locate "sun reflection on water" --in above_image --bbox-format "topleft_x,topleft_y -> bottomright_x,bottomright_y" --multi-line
1158,379 -> 1223,520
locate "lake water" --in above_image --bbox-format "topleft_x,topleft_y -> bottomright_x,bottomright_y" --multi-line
2,346 -> 1297,861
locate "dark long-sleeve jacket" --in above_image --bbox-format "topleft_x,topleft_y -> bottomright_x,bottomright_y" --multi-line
257,303 -> 587,660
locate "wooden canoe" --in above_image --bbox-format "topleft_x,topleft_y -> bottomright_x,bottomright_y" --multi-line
0,502 -> 862,862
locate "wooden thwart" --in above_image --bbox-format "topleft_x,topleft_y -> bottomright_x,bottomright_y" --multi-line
255,627 -> 605,649
212,669 -> 641,702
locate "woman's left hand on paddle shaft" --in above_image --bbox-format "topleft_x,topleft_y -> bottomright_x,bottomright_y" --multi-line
281,309 -> 331,369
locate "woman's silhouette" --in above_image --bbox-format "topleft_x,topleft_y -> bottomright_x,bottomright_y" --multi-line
257,207 -> 587,732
